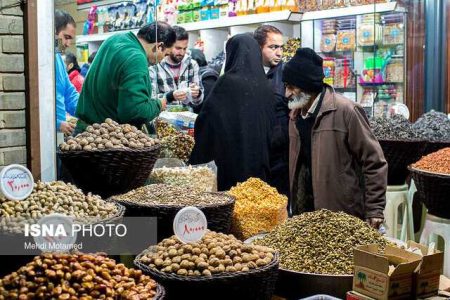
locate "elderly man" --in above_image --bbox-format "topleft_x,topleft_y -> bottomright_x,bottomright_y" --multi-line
284,47 -> 387,229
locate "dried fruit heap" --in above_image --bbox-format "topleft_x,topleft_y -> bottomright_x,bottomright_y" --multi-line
370,115 -> 421,141
413,110 -> 450,142
228,178 -> 288,240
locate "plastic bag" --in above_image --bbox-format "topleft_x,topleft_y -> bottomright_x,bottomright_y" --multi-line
149,159 -> 218,192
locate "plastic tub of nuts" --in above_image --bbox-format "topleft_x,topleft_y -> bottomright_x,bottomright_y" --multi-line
0,253 -> 165,299
110,184 -> 234,241
134,231 -> 279,300
0,181 -> 125,276
58,118 -> 161,198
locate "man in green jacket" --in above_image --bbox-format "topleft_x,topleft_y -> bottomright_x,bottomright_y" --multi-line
76,22 -> 176,130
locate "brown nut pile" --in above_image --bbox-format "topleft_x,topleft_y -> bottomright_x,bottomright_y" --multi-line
0,253 -> 159,300
139,231 -> 275,277
255,209 -> 388,275
0,181 -> 118,233
228,178 -> 288,240
59,118 -> 159,151
113,184 -> 230,207
412,147 -> 450,175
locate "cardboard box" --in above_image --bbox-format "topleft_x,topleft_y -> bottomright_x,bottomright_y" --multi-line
347,291 -> 377,300
407,241 -> 444,298
353,244 -> 422,300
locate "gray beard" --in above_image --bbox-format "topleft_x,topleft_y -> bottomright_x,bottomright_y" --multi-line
288,93 -> 312,110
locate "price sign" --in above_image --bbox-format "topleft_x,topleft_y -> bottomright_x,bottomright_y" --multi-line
173,207 -> 207,244
0,164 -> 34,201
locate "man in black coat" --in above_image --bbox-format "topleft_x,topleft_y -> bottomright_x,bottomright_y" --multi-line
254,25 -> 290,198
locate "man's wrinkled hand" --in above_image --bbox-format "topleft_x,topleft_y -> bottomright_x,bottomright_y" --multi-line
59,121 -> 75,135
173,90 -> 187,101
366,218 -> 384,230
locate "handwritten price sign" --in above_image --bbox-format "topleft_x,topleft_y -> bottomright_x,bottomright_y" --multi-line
0,164 -> 34,201
173,207 -> 207,244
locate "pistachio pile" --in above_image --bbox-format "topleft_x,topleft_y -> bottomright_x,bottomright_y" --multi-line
255,210 -> 388,275
149,166 -> 217,192
155,119 -> 195,162
0,181 -> 119,233
0,253 -> 159,300
228,178 -> 288,240
112,184 -> 231,207
59,118 -> 159,151
138,231 -> 276,277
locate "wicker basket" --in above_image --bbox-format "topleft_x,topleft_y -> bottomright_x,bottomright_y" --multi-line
0,203 -> 125,276
110,193 -> 235,242
422,141 -> 450,156
57,145 -> 161,198
155,283 -> 166,300
409,166 -> 450,219
134,249 -> 279,300
378,140 -> 425,185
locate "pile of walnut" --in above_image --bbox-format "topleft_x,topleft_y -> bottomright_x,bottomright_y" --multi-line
59,119 -> 159,151
138,231 -> 276,277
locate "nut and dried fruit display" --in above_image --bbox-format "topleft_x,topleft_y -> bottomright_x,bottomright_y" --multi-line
138,231 -> 276,277
413,110 -> 450,142
0,181 -> 119,233
228,178 -> 288,240
255,210 -> 388,275
112,184 -> 229,207
282,38 -> 302,62
155,119 -> 195,162
150,166 -> 217,192
411,148 -> 450,175
0,253 -> 159,300
59,118 -> 159,152
370,115 -> 421,141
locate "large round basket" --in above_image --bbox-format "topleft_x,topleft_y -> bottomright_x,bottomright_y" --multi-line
134,249 -> 279,300
155,283 -> 166,300
408,166 -> 450,219
110,192 -> 235,242
58,145 -> 160,198
378,139 -> 425,185
0,203 -> 125,276
422,141 -> 450,156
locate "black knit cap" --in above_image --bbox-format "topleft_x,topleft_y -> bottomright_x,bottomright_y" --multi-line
282,47 -> 324,93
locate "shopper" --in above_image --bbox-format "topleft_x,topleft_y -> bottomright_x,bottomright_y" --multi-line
284,48 -> 387,228
80,51 -> 97,78
65,51 -> 84,93
189,34 -> 275,191
76,22 -> 176,131
55,9 -> 79,135
189,49 -> 219,113
149,26 -> 203,109
254,25 -> 290,198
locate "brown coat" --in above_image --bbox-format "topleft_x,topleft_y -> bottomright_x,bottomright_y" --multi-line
289,86 -> 387,219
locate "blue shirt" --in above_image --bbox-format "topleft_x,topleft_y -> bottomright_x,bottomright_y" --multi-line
55,52 -> 79,130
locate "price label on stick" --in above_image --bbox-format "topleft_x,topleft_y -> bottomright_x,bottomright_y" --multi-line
173,206 -> 207,244
0,164 -> 34,201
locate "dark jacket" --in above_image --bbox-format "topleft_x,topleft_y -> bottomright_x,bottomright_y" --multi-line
267,62 -> 290,197
289,85 -> 387,219
189,34 -> 274,191
193,66 -> 219,114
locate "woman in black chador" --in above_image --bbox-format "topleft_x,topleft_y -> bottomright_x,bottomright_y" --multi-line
189,34 -> 275,191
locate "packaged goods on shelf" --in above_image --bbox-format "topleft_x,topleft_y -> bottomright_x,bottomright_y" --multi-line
385,57 -> 404,82
323,57 -> 336,86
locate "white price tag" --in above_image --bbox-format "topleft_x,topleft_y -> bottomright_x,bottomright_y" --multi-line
0,164 -> 34,201
173,206 -> 207,244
